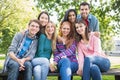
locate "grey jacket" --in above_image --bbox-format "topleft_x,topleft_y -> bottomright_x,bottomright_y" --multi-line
3,31 -> 38,72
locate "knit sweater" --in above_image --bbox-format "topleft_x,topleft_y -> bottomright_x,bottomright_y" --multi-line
35,34 -> 52,60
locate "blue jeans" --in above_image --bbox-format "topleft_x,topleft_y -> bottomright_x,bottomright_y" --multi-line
83,56 -> 110,80
7,59 -> 32,80
32,57 -> 49,80
57,58 -> 78,80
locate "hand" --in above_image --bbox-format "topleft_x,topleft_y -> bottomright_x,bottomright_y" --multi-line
53,61 -> 57,65
17,58 -> 25,71
77,68 -> 83,76
94,32 -> 100,38
57,36 -> 66,44
50,63 -> 57,72
19,66 -> 25,71
20,58 -> 26,64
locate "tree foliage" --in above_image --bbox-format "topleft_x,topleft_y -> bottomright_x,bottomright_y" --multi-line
0,0 -> 39,54
36,0 -> 83,21
35,0 -> 120,51
0,0 -> 119,54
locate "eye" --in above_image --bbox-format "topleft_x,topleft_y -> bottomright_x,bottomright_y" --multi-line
75,26 -> 79,29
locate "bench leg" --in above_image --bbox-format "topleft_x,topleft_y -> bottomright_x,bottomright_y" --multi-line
115,75 -> 120,80
71,76 -> 73,80
18,72 -> 24,80
58,76 -> 61,80
3,76 -> 7,80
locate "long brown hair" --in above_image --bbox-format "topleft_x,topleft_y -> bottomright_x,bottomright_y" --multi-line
75,20 -> 89,42
59,21 -> 74,49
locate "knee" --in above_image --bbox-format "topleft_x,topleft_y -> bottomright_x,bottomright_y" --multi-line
90,64 -> 100,74
84,57 -> 91,66
60,58 -> 70,63
8,60 -> 19,69
84,57 -> 90,62
102,59 -> 111,72
24,61 -> 32,69
43,58 -> 49,66
31,58 -> 38,66
33,65 -> 41,73
58,58 -> 70,67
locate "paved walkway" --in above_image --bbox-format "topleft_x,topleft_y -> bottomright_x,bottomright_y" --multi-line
108,56 -> 120,66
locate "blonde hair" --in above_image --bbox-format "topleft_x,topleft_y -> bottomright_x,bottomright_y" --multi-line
45,21 -> 56,51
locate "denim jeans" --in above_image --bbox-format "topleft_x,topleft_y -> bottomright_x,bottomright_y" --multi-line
7,59 -> 32,80
57,58 -> 78,80
83,56 -> 110,80
32,57 -> 49,80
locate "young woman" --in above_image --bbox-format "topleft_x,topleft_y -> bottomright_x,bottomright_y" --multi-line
63,9 -> 77,24
32,21 -> 56,80
75,20 -> 110,80
37,11 -> 50,34
51,21 -> 78,80
62,9 -> 77,37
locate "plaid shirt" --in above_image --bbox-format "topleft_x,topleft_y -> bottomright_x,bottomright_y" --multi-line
53,41 -> 78,63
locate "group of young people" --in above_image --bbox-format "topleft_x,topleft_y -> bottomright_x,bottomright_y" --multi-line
3,2 -> 110,80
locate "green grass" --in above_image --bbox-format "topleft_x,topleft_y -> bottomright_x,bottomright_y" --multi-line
47,75 -> 114,80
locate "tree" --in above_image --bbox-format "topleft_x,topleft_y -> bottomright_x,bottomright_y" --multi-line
35,0 -> 83,21
35,0 -> 119,50
112,0 -> 120,35
0,0 -> 39,54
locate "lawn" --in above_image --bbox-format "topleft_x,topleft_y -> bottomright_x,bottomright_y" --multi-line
0,55 -> 120,80
47,76 -> 114,80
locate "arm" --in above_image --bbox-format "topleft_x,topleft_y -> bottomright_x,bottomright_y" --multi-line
93,35 -> 101,55
8,32 -> 22,55
53,49 -> 61,63
94,18 -> 99,31
54,41 -> 76,63
77,43 -> 84,75
92,35 -> 106,57
58,41 -> 76,57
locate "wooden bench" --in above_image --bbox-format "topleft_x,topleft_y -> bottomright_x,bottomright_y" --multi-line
0,68 -> 120,80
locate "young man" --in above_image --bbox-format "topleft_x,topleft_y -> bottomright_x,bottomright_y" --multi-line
77,2 -> 100,36
4,19 -> 40,80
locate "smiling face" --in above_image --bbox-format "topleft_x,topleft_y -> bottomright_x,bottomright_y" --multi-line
60,22 -> 71,37
45,22 -> 55,35
39,13 -> 49,27
75,22 -> 86,35
68,11 -> 76,23
80,5 -> 90,19
28,21 -> 40,37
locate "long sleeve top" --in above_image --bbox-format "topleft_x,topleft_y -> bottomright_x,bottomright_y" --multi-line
77,33 -> 107,67
8,31 -> 38,59
4,31 -> 38,72
35,34 -> 52,60
53,40 -> 78,63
